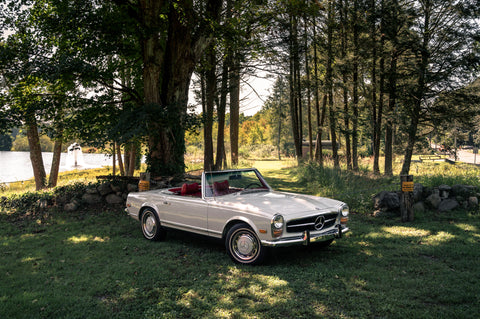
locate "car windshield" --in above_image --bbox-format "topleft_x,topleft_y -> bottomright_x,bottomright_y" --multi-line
204,169 -> 269,197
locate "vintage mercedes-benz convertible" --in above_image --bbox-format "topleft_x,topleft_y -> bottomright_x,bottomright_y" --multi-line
125,168 -> 349,265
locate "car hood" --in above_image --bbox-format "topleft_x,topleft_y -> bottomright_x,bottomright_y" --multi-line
213,191 -> 344,218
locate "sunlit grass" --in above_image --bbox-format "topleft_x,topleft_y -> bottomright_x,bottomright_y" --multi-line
1,162 -> 480,318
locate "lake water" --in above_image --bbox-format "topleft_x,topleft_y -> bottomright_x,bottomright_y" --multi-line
0,151 -> 113,183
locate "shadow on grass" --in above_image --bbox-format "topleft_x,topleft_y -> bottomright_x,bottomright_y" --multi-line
2,200 -> 480,318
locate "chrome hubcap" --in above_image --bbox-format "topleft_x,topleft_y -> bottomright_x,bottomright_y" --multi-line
143,214 -> 156,237
233,232 -> 258,260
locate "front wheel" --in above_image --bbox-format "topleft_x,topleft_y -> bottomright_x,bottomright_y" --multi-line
141,209 -> 166,241
225,223 -> 266,265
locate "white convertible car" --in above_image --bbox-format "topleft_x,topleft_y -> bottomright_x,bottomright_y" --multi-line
125,168 -> 349,265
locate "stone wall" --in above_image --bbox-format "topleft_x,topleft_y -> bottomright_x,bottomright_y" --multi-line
58,181 -> 139,212
373,184 -> 479,217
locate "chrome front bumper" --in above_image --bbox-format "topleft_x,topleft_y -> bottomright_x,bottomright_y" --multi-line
261,226 -> 349,247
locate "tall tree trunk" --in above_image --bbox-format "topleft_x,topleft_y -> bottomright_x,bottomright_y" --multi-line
377,0 -> 386,175
313,15 -> 324,166
112,143 -> 116,176
340,0 -> 352,170
326,0 -> 339,168
26,113 -> 46,190
117,143 -> 125,176
289,13 -> 302,161
304,13 -> 313,161
214,53 -> 230,170
385,52 -> 398,176
401,0 -> 431,175
351,0 -> 359,170
140,0 -> 222,177
128,142 -> 136,176
294,39 -> 303,159
277,97 -> 283,160
203,44 -> 216,171
315,94 -> 328,167
48,137 -> 62,188
370,0 -> 380,174
229,53 -> 240,166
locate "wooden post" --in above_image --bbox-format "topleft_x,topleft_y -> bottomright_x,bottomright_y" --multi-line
400,175 -> 414,222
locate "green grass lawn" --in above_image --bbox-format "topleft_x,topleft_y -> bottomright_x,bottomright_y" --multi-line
1,162 -> 480,318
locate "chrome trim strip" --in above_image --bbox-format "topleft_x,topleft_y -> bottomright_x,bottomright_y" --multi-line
261,227 -> 349,247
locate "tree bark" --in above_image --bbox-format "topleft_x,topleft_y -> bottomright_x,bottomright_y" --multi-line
370,0 -> 380,174
117,143 -> 125,176
304,13 -> 313,161
313,15 -> 324,166
326,0 -> 339,168
128,142 -> 136,176
384,52 -> 398,176
340,0 -> 352,170
203,44 -> 216,171
229,54 -> 240,166
289,12 -> 302,161
26,114 -> 47,190
139,0 -> 222,177
214,50 -> 230,170
48,138 -> 62,188
401,0 -> 431,175
351,0 -> 359,171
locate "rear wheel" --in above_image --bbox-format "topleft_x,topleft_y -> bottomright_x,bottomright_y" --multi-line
225,223 -> 266,265
141,209 -> 166,241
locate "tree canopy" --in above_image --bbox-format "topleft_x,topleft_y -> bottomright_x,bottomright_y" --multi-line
1,0 -> 479,188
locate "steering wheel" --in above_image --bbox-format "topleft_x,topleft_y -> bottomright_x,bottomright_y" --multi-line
244,182 -> 262,189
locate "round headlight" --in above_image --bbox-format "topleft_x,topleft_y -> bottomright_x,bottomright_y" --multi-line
272,214 -> 284,229
271,214 -> 284,238
341,205 -> 349,217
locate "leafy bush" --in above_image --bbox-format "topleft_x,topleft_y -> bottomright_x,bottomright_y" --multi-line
415,162 -> 480,187
0,182 -> 89,215
294,162 -> 398,214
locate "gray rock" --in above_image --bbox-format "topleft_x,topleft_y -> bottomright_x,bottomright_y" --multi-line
111,184 -> 122,193
85,187 -> 99,195
82,193 -> 102,205
438,184 -> 452,192
413,183 -> 424,202
373,191 -> 400,212
426,193 -> 442,209
105,193 -> 123,204
127,183 -> 138,193
97,183 -> 113,196
64,202 -> 78,212
468,196 -> 478,207
452,185 -> 478,198
438,199 -> 459,212
438,185 -> 451,199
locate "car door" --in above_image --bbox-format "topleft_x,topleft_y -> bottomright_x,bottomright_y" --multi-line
160,196 -> 209,236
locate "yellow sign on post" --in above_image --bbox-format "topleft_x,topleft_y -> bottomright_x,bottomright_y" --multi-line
402,181 -> 414,192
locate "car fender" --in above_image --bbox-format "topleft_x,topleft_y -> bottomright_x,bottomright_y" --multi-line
222,215 -> 263,240
139,202 -> 162,220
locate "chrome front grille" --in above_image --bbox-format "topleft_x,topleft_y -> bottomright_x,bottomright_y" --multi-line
286,213 -> 338,233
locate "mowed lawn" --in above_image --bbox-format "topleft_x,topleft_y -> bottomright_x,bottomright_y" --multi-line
1,167 -> 479,318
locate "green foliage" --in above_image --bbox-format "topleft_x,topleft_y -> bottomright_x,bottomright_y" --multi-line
292,162 -> 397,214
414,162 -> 480,188
0,134 -> 12,151
11,135 -> 29,151
0,182 -> 88,215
